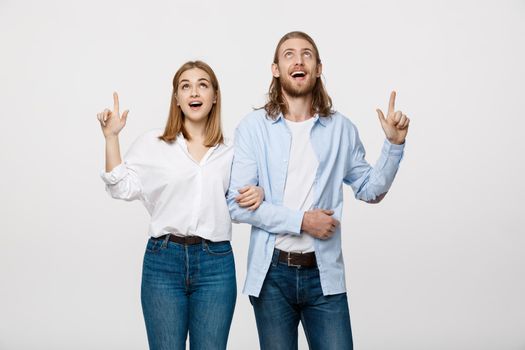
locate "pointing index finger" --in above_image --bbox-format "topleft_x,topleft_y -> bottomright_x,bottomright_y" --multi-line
113,92 -> 120,115
388,90 -> 396,114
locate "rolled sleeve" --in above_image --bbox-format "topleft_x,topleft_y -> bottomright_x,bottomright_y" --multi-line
100,162 -> 142,201
100,163 -> 128,185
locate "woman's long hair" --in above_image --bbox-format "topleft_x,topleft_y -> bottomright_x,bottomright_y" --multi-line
264,31 -> 334,119
159,60 -> 223,147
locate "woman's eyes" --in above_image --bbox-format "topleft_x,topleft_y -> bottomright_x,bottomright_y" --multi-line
180,83 -> 208,89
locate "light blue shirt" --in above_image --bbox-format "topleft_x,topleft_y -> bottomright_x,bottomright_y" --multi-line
227,109 -> 405,296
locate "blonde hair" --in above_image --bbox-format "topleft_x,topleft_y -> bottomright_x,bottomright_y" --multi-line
159,60 -> 224,147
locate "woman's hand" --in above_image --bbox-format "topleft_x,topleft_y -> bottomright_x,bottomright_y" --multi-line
97,92 -> 129,139
236,185 -> 265,211
97,92 -> 128,172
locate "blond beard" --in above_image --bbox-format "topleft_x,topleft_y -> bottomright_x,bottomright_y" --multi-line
280,75 -> 317,98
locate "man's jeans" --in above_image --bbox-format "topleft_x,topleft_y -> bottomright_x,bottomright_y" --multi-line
141,236 -> 236,350
250,249 -> 353,350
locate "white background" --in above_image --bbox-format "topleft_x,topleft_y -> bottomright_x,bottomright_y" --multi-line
1,0 -> 524,349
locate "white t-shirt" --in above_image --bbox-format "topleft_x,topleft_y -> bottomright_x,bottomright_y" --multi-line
275,118 -> 319,253
101,129 -> 233,241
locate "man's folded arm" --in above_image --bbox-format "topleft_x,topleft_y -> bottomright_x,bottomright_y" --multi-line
227,122 -> 303,235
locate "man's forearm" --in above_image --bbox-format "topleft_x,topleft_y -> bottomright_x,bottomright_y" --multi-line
228,196 -> 304,235
354,140 -> 404,203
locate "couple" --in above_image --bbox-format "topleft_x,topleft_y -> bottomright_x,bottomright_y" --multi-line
98,31 -> 410,350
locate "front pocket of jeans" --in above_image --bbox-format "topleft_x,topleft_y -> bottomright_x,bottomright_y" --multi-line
205,241 -> 232,256
145,239 -> 160,253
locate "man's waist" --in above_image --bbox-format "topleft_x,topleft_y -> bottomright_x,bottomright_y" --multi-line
275,248 -> 317,268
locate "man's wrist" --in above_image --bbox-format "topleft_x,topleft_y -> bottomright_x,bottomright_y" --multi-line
301,210 -> 310,232
387,137 -> 405,145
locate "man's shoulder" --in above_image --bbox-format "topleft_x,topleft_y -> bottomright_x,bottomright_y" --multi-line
240,109 -> 269,123
237,109 -> 271,131
324,111 -> 357,129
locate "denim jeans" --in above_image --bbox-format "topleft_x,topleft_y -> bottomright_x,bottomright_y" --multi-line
141,236 -> 237,350
249,249 -> 353,350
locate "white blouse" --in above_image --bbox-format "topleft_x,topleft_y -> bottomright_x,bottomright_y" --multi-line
101,129 -> 234,241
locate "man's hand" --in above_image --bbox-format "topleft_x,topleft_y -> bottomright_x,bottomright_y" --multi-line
376,91 -> 410,145
301,209 -> 339,240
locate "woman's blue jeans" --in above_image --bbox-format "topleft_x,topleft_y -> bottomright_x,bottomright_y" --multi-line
141,236 -> 236,350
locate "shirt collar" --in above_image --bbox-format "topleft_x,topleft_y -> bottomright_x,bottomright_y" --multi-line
271,112 -> 327,127
175,133 -> 186,147
175,132 -> 221,151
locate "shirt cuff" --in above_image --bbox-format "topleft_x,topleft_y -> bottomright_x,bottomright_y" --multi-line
382,139 -> 405,157
100,163 -> 127,185
289,210 -> 305,235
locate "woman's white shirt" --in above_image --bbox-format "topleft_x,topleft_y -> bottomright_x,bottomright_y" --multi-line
100,129 -> 233,241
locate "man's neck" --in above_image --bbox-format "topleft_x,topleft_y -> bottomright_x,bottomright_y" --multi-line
283,92 -> 314,122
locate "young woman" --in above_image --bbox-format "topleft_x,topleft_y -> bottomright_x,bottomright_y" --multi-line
97,61 -> 262,350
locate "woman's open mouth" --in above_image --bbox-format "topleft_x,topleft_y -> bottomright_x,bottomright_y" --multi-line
189,101 -> 203,110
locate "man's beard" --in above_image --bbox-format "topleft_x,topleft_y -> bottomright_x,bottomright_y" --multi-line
280,75 -> 317,98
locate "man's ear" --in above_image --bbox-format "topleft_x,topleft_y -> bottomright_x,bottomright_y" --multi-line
316,63 -> 322,78
272,63 -> 280,78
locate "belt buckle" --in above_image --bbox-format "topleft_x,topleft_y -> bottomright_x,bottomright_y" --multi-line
287,252 -> 302,268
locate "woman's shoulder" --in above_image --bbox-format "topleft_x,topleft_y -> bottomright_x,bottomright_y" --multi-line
214,136 -> 233,156
222,135 -> 233,148
124,128 -> 165,159
137,128 -> 164,140
130,128 -> 165,147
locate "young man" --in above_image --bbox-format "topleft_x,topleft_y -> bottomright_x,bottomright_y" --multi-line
228,31 -> 410,350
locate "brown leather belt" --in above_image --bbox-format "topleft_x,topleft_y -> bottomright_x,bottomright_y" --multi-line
278,249 -> 317,268
154,234 -> 205,245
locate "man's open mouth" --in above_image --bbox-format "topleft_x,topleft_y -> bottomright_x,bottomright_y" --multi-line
290,71 -> 306,80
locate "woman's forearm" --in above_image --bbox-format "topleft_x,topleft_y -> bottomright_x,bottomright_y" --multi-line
105,135 -> 122,172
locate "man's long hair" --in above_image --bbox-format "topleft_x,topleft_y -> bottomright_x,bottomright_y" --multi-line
159,60 -> 224,147
264,31 -> 334,119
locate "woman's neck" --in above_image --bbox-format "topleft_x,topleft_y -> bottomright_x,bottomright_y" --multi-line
184,119 -> 207,143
